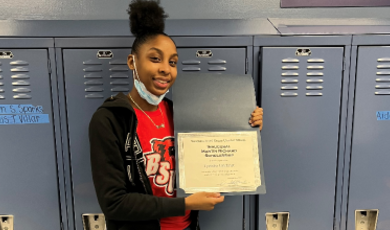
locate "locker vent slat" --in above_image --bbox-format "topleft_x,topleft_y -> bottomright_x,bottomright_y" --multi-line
84,80 -> 103,85
306,92 -> 323,96
282,65 -> 299,70
375,91 -> 390,95
182,67 -> 201,71
306,85 -> 323,90
307,79 -> 324,83
377,58 -> 390,62
282,72 -> 299,77
109,66 -> 129,72
281,86 -> 298,90
11,67 -> 29,72
85,87 -> 104,92
0,89 -> 4,93
111,87 -> 130,92
85,94 -> 104,99
110,81 -> 130,85
281,92 -> 298,97
208,66 -> 227,71
109,60 -> 127,65
13,94 -> 32,99
182,60 -> 201,65
83,60 -> 102,65
84,74 -> 102,79
282,58 -> 299,63
307,65 -> 324,70
12,74 -> 29,79
376,77 -> 390,82
307,58 -> 325,63
208,59 -> 227,64
13,88 -> 31,93
12,80 -> 30,86
375,84 -> 390,89
83,67 -> 103,72
10,60 -> 29,66
307,72 -> 324,76
282,79 -> 298,83
110,73 -> 129,79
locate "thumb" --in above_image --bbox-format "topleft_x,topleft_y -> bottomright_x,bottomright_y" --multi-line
206,192 -> 221,198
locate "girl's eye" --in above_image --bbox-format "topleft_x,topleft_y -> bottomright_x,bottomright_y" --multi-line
170,61 -> 177,66
151,57 -> 160,62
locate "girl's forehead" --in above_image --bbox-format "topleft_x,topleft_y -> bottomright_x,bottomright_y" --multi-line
141,35 -> 177,53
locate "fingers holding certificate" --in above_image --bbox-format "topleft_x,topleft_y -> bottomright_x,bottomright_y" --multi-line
173,73 -> 266,196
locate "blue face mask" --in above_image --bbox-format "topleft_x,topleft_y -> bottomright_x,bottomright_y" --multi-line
132,55 -> 169,106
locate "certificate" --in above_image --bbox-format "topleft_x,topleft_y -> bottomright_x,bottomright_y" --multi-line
177,131 -> 261,193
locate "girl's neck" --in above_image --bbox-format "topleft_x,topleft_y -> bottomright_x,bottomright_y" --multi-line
128,89 -> 158,112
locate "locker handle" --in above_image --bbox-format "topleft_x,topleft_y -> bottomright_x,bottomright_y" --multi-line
355,209 -> 378,230
82,213 -> 105,230
266,212 -> 289,230
13,94 -> 32,99
0,51 -> 13,59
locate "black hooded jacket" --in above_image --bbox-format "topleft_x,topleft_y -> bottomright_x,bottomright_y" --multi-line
89,92 -> 199,230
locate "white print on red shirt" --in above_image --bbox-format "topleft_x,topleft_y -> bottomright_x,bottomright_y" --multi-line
144,137 -> 176,196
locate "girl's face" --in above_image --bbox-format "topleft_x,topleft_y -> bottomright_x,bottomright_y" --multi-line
128,34 -> 178,96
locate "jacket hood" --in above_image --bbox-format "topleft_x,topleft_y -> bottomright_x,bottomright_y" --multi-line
98,92 -> 134,112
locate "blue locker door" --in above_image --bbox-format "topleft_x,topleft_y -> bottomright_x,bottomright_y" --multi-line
259,47 -> 344,230
177,47 -> 247,230
0,49 -> 61,229
348,46 -> 390,230
62,49 -> 132,230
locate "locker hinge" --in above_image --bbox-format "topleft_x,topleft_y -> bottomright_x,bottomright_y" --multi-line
47,59 -> 52,74
245,57 -> 249,74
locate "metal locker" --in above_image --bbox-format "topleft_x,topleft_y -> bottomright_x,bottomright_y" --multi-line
176,47 -> 247,230
259,47 -> 344,230
0,49 -> 61,229
347,46 -> 390,230
62,48 -> 132,230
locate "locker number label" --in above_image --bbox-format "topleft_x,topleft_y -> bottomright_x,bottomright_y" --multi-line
377,111 -> 390,120
0,104 -> 50,125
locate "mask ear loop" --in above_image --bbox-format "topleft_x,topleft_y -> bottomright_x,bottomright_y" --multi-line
132,54 -> 141,82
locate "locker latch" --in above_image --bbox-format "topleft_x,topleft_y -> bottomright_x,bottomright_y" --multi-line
97,50 -> 113,59
355,209 -> 378,230
0,51 -> 13,59
82,213 -> 106,230
196,50 -> 213,58
265,212 -> 289,230
295,48 -> 311,57
0,215 -> 14,230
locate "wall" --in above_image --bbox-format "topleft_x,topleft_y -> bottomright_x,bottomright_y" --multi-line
0,0 -> 389,20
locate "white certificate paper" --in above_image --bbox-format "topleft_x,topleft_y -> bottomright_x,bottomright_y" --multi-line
177,131 -> 261,193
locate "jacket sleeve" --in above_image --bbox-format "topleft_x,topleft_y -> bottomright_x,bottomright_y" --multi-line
89,110 -> 185,221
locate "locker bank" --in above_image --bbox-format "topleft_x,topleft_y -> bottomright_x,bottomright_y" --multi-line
1,18 -> 390,230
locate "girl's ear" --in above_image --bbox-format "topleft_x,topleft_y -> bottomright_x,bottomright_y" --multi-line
127,54 -> 135,70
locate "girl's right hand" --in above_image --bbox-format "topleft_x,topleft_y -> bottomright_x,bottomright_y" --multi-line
185,192 -> 225,211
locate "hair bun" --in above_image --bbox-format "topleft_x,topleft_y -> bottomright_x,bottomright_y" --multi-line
128,0 -> 168,37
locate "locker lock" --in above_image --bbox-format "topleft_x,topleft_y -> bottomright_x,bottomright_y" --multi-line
0,215 -> 14,230
196,50 -> 213,58
97,50 -> 113,59
0,51 -> 13,59
295,48 -> 311,57
82,213 -> 106,230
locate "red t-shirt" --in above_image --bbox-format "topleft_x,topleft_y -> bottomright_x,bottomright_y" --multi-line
134,100 -> 191,230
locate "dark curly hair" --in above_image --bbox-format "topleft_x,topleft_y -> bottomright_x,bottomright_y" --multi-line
127,0 -> 170,54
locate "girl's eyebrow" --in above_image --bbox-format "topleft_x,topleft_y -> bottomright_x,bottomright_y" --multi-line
149,47 -> 178,58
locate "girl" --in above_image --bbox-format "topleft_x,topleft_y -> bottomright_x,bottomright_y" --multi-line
89,1 -> 264,230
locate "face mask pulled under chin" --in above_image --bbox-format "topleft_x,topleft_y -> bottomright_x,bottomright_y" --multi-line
132,55 -> 169,106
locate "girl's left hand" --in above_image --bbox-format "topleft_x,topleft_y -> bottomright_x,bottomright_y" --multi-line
249,107 -> 263,130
